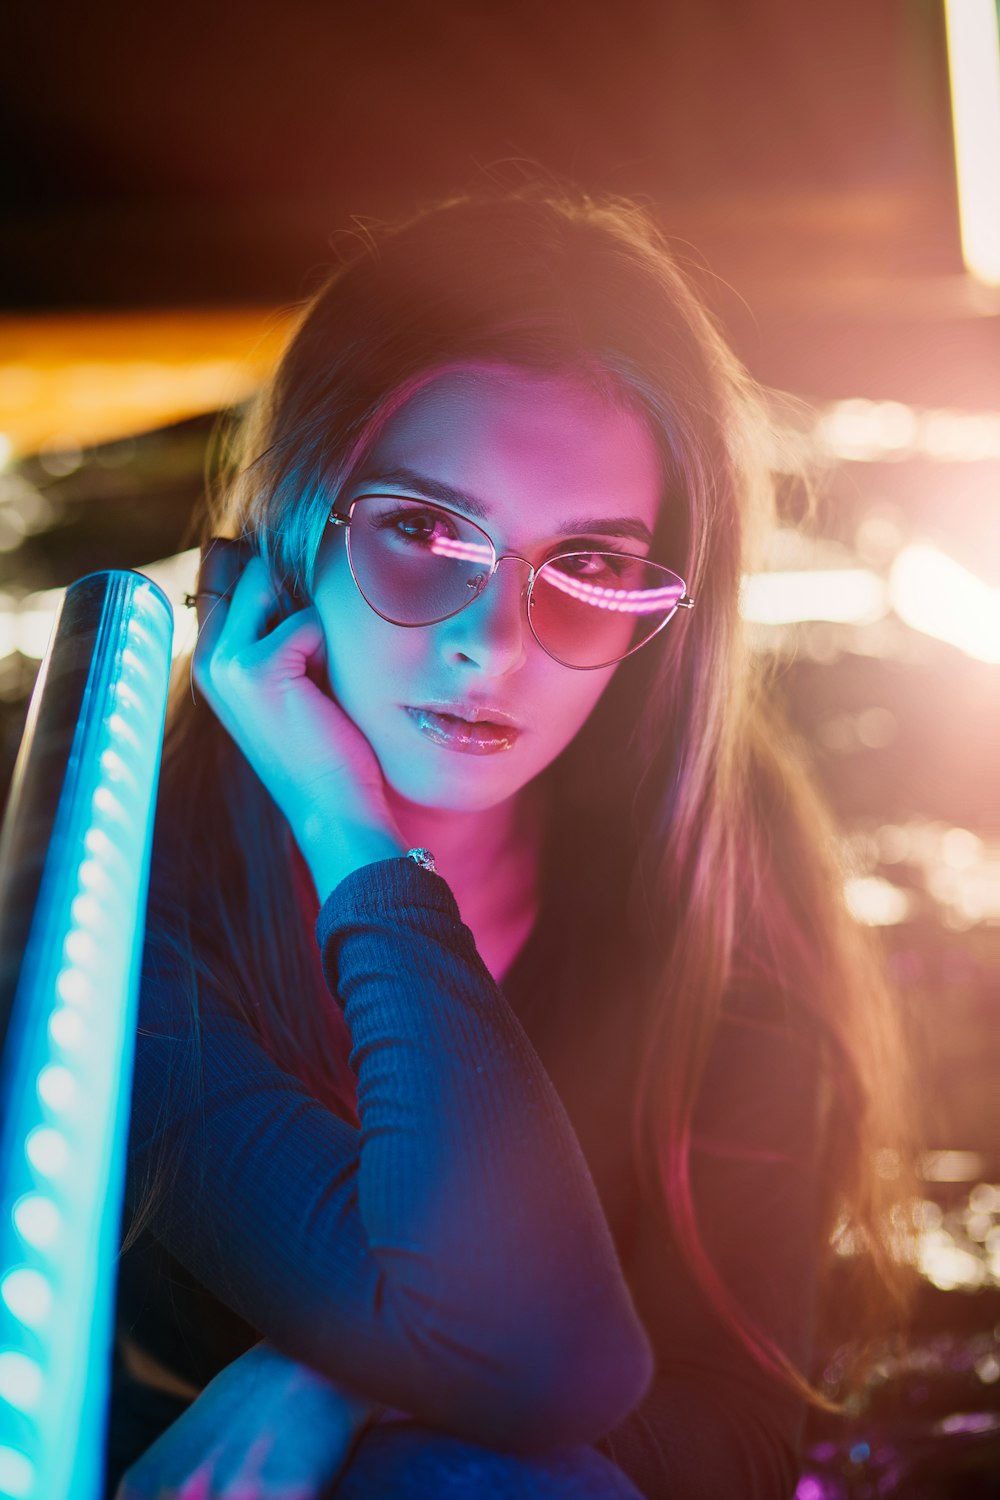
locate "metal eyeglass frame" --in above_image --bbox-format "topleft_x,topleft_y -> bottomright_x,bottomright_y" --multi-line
327,493 -> 695,670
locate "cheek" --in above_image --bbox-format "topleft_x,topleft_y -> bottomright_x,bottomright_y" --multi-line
317,582 -> 422,714
535,671 -> 616,753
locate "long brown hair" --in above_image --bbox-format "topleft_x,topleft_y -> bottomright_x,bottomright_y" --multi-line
134,179 -> 919,1410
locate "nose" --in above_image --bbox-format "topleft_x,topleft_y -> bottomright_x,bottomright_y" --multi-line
441,554 -> 531,674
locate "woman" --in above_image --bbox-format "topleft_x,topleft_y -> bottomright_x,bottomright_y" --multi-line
109,182 -> 917,1498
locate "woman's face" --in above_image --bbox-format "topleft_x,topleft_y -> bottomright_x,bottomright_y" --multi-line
311,363 -> 662,813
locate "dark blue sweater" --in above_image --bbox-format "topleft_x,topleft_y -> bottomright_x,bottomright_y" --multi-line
117,856 -> 824,1497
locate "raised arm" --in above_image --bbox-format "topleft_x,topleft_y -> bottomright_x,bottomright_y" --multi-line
126,855 -> 652,1454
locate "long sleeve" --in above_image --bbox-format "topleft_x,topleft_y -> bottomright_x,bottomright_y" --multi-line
123,857 -> 652,1454
593,997 -> 826,1499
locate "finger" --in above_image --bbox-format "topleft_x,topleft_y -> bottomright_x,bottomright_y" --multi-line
239,604 -> 327,681
192,537 -> 250,692
194,536 -> 253,628
214,553 -> 287,663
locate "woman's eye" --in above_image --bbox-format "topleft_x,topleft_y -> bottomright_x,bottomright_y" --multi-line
377,506 -> 453,545
552,551 -> 626,579
396,512 -> 440,542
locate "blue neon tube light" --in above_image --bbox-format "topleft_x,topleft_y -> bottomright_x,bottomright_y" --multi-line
0,571 -> 173,1500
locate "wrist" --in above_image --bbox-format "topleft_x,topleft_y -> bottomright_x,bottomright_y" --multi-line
297,815 -> 407,903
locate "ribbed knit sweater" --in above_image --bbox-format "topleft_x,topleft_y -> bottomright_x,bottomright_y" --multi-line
116,856 -> 825,1498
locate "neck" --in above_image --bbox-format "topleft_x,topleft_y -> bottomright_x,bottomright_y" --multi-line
384,777 -> 549,927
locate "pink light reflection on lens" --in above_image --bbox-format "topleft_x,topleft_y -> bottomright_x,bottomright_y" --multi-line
540,566 -> 685,614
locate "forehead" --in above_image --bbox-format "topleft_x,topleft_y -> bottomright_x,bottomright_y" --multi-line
350,364 -> 663,535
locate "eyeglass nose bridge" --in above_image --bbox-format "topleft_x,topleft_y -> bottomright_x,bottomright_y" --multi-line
465,550 -> 537,607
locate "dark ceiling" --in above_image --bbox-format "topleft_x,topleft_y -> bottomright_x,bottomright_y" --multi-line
2,0 -> 958,305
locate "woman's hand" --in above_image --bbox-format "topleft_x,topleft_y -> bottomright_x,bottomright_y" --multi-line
114,1340 -> 382,1500
192,541 -> 406,896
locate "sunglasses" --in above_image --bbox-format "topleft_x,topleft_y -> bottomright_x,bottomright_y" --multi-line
328,493 -> 694,669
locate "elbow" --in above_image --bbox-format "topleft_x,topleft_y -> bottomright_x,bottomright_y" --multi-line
512,1303 -> 655,1453
411,1301 -> 655,1454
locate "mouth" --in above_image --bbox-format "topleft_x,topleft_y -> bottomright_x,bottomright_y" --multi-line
404,705 -> 520,755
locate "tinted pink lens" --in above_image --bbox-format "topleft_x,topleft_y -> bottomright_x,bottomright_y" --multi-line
529,555 -> 686,667
348,499 -> 684,666
348,496 -> 493,623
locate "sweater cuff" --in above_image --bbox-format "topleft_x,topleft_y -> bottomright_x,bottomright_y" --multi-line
314,856 -> 464,997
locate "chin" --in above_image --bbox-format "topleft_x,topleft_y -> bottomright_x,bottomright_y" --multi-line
380,754 -> 529,814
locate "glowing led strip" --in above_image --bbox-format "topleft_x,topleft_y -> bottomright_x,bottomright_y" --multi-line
538,568 -> 685,613
425,536 -> 684,614
428,536 -> 493,565
0,574 -> 172,1500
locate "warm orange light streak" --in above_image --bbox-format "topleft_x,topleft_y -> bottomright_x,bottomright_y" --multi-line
0,309 -> 291,459
944,0 -> 1000,286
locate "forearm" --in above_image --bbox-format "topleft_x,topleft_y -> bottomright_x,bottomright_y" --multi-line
317,859 -> 653,1443
113,1339 -> 391,1500
130,861 -> 650,1452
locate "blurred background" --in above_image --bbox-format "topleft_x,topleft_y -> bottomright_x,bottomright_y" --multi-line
1,1 -> 998,1493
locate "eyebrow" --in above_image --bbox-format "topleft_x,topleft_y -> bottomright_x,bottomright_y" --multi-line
351,465 -> 654,548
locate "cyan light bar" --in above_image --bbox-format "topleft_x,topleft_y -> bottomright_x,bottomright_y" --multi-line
0,572 -> 173,1500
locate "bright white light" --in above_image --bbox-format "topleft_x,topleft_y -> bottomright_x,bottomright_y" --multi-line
941,827 -> 983,869
0,1352 -> 44,1415
844,875 -> 912,926
971,1184 -> 1000,1213
927,858 -> 1000,925
107,712 -> 141,749
24,1127 -> 69,1178
817,399 -> 919,461
99,748 -> 128,779
919,1229 -> 986,1290
1,1269 -> 53,1329
0,1446 -> 34,1499
944,0 -> 1000,286
12,1195 -> 61,1249
923,1149 -> 986,1182
48,1006 -> 84,1051
36,1064 -> 76,1112
69,893 -> 102,931
13,606 -> 62,661
76,858 -> 109,895
812,399 -> 1000,464
55,968 -> 90,1006
92,785 -> 126,820
890,544 -> 1000,663
921,408 -> 1000,461
82,827 -> 113,859
62,930 -> 97,966
741,569 -> 887,625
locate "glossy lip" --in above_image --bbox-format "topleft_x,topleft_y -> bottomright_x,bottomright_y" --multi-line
405,706 -> 520,755
408,699 -> 523,730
